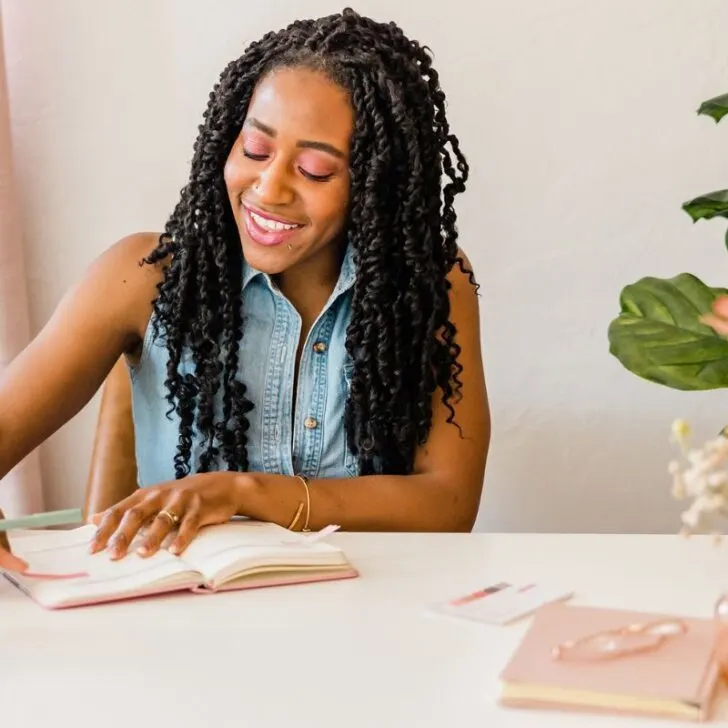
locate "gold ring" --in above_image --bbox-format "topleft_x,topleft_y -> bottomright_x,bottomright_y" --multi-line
158,509 -> 181,528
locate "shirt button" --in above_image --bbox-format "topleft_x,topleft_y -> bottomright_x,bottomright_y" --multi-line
312,341 -> 327,353
304,417 -> 319,430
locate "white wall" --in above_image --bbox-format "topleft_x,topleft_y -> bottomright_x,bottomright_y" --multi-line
3,0 -> 728,533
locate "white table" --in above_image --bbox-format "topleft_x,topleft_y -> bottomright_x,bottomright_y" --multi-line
2,532 -> 728,727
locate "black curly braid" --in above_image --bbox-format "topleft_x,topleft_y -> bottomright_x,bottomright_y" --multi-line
142,8 -> 477,479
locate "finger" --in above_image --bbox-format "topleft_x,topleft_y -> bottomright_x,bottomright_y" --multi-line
714,296 -> 728,317
137,493 -> 188,558
106,495 -> 165,559
700,313 -> 728,336
90,491 -> 155,554
0,528 -> 28,572
89,509 -> 149,537
89,503 -> 128,554
168,500 -> 202,555
0,546 -> 28,573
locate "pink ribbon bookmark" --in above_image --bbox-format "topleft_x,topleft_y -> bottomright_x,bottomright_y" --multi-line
14,569 -> 88,580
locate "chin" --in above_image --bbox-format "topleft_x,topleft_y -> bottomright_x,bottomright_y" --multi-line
239,234 -> 293,274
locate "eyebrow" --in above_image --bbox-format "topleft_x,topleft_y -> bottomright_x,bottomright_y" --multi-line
245,117 -> 346,159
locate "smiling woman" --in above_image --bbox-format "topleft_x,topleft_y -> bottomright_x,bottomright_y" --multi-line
0,8 -> 490,567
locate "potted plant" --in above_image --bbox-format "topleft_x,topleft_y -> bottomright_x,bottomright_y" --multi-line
609,92 -> 728,394
609,95 -> 728,674
609,92 -> 728,536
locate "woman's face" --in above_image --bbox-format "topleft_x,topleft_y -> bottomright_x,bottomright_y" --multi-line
224,66 -> 353,275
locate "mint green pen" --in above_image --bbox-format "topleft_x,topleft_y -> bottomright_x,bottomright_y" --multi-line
0,508 -> 84,532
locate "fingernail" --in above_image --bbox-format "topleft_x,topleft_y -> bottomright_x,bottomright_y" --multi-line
169,543 -> 180,555
137,545 -> 149,556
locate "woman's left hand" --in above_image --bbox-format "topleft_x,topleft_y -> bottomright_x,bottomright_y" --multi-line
88,473 -> 249,559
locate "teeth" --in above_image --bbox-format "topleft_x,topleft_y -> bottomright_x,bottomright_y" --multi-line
250,211 -> 298,232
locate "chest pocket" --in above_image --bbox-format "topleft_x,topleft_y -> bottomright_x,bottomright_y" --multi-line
341,362 -> 358,477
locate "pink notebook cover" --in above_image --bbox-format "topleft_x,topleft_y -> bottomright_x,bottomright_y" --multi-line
499,603 -> 720,721
5,566 -> 359,610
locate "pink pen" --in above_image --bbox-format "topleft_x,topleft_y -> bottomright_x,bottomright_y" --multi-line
450,581 -> 509,606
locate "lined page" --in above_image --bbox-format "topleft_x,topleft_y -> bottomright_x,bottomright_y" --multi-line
7,526 -> 198,608
179,521 -> 347,584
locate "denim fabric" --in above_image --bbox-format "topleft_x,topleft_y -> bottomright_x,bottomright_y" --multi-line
129,245 -> 357,487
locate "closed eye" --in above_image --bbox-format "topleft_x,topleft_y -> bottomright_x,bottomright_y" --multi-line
299,168 -> 334,182
243,147 -> 332,182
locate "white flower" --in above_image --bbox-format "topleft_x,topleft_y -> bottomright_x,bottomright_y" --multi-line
668,420 -> 728,539
681,499 -> 704,528
707,471 -> 728,490
682,468 -> 709,498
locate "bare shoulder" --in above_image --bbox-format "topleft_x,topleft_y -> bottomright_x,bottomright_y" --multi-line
447,247 -> 480,318
92,231 -> 167,284
72,231 -> 168,344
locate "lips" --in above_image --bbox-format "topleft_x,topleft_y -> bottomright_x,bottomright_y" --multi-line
241,203 -> 304,247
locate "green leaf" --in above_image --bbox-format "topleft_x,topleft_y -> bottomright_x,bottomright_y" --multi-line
608,273 -> 728,390
698,93 -> 728,123
682,189 -> 728,222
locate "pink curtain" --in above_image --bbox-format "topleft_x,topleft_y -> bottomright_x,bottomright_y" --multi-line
0,9 -> 44,516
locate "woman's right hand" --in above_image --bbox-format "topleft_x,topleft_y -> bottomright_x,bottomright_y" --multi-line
0,509 -> 28,572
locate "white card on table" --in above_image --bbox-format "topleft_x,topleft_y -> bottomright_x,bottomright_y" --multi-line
431,582 -> 573,625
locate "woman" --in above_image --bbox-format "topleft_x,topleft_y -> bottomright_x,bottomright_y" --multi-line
0,8 -> 489,569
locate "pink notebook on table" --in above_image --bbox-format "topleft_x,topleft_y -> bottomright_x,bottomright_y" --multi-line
499,603 -> 721,722
2,520 -> 358,609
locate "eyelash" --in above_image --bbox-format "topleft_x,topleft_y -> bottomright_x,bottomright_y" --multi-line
243,150 -> 333,183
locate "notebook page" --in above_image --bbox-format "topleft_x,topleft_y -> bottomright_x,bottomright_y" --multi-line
7,526 -> 199,608
178,521 -> 347,584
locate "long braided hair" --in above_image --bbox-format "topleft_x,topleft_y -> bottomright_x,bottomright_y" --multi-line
143,8 -> 476,478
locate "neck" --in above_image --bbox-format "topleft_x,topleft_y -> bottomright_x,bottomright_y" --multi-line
274,242 -> 345,321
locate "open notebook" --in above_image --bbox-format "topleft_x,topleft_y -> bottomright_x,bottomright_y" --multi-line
3,520 -> 358,609
499,602 -> 721,722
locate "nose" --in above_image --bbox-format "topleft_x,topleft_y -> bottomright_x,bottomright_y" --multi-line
253,159 -> 295,206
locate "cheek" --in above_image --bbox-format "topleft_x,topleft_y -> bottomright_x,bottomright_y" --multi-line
312,182 -> 350,231
223,153 -> 249,194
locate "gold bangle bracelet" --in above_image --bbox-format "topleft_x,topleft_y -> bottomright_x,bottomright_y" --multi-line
294,474 -> 312,532
287,502 -> 304,531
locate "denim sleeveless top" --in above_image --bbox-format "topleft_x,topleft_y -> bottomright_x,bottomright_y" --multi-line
129,245 -> 357,487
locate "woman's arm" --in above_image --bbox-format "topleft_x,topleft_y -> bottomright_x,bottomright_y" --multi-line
84,355 -> 138,518
0,233 -> 160,483
243,251 -> 490,532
